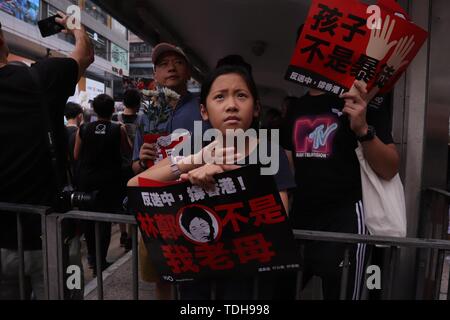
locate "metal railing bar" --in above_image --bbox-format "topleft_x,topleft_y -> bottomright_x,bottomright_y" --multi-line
0,202 -> 51,215
58,211 -> 136,224
295,269 -> 303,300
4,201 -> 450,301
41,213 -> 49,300
253,276 -> 259,300
339,247 -> 350,300
386,246 -> 398,300
95,222 -> 104,300
426,188 -> 450,199
56,218 -> 65,300
295,243 -> 305,300
293,230 -> 450,250
434,250 -> 445,299
210,280 -> 217,300
16,213 -> 26,300
174,284 -> 180,300
447,259 -> 450,301
131,225 -> 139,300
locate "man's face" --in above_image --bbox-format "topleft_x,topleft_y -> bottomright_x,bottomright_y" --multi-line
154,52 -> 190,92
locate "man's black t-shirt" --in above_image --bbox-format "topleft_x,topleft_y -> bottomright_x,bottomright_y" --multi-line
281,92 -> 393,214
77,120 -> 123,190
66,125 -> 78,159
77,121 -> 124,212
0,58 -> 78,249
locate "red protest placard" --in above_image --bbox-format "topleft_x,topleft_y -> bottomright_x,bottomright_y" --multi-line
285,0 -> 428,96
143,131 -> 190,168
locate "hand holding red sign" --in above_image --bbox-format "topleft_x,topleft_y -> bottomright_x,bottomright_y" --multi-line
286,0 -> 428,97
139,142 -> 158,166
143,131 -> 190,168
341,80 -> 369,136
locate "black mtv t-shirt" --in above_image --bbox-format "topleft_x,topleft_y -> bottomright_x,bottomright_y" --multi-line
0,58 -> 78,249
281,92 -> 393,213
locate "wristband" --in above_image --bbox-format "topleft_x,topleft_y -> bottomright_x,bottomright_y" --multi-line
170,155 -> 184,178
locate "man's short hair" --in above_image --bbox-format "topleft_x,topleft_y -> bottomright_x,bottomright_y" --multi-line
64,102 -> 83,119
123,88 -> 141,110
93,94 -> 115,119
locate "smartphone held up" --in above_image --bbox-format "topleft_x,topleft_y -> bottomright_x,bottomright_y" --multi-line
37,14 -> 64,37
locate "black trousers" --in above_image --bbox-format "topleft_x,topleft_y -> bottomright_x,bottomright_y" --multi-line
294,200 -> 368,300
78,185 -> 122,268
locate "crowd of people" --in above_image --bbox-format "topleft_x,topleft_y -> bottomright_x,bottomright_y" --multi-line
0,10 -> 398,300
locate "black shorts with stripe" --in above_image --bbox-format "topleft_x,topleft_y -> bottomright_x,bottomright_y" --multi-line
293,200 -> 368,300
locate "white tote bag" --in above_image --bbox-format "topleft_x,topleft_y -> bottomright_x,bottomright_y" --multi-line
355,143 -> 407,237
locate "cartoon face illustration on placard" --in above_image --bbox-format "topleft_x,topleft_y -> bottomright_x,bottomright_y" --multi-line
177,205 -> 221,244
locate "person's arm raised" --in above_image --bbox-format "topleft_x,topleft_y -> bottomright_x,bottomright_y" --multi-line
56,12 -> 94,81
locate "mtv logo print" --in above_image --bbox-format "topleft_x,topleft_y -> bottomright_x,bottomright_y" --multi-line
294,116 -> 338,158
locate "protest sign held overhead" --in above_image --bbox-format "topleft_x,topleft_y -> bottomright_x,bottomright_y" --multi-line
285,0 -> 428,97
128,165 -> 300,282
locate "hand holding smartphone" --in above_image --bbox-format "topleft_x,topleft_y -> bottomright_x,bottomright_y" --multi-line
37,14 -> 65,37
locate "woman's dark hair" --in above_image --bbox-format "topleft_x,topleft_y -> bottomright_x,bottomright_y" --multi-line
262,107 -> 282,130
93,94 -> 115,119
200,65 -> 260,130
180,206 -> 215,241
123,88 -> 141,110
215,54 -> 253,75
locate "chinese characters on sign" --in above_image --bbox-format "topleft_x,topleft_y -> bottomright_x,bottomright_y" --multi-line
128,166 -> 300,282
286,0 -> 428,96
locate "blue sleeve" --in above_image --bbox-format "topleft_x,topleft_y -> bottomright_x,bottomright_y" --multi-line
133,115 -> 151,161
133,129 -> 143,161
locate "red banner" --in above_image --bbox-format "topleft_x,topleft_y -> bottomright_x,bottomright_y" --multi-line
286,0 -> 428,96
143,131 -> 190,167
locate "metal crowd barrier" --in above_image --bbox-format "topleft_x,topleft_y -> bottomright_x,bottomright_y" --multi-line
1,186 -> 449,300
0,202 -> 52,300
48,210 -> 139,300
170,229 -> 450,300
292,229 -> 450,300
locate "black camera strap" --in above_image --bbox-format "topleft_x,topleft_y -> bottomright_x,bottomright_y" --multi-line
28,67 -> 68,193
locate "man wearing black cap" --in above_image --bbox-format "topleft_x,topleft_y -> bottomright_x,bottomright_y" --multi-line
0,14 -> 94,299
